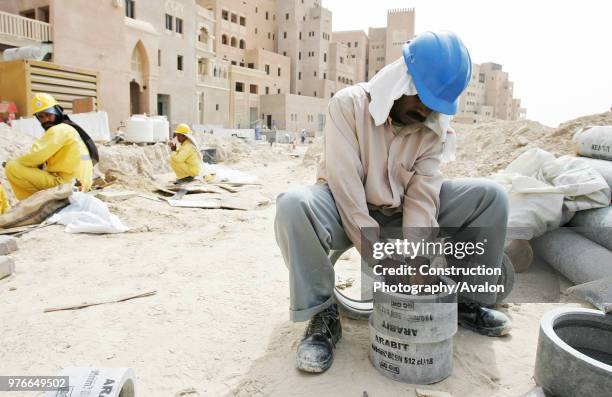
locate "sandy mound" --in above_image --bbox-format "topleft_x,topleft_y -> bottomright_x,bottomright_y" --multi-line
445,112 -> 612,178
195,134 -> 252,163
303,136 -> 323,167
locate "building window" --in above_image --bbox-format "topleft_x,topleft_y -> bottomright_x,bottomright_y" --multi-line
286,13 -> 289,20
277,88 -> 281,94
177,55 -> 183,71
222,10 -> 229,20
250,84 -> 258,94
265,64 -> 270,75
157,49 -> 161,66
240,16 -> 246,26
265,11 -> 269,20
323,72 -> 326,79
299,32 -> 302,40
298,52 -> 301,60
330,92 -> 334,98
216,104 -> 220,111
314,91 -> 317,96
278,67 -> 281,76
298,72 -> 301,80
283,51 -> 286,56
239,39 -> 246,49
230,37 -> 237,47
283,31 -> 287,39
265,86 -> 270,94
231,13 -> 237,23
348,42 -> 351,48
340,57 -> 343,64
323,53 -> 326,62
235,82 -> 244,92
222,34 -> 228,45
125,0 -> 135,18
255,27 -> 258,34
176,18 -> 183,34
239,62 -> 244,67
355,41 -> 358,47
231,61 -> 237,65
268,32 -> 271,39
314,71 -> 317,77
165,14 -> 173,31
247,63 -> 255,69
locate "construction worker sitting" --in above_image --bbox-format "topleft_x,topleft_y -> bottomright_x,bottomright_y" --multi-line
0,183 -> 10,214
169,123 -> 201,184
4,93 -> 98,200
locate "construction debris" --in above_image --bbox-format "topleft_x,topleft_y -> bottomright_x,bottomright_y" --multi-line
44,290 -> 157,313
0,256 -> 15,280
0,235 -> 18,254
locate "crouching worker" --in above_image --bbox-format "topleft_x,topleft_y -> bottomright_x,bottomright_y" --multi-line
274,31 -> 512,374
169,123 -> 201,184
5,93 -> 98,200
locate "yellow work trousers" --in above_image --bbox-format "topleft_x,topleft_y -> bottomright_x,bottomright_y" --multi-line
5,160 -> 62,201
0,184 -> 10,214
170,158 -> 199,179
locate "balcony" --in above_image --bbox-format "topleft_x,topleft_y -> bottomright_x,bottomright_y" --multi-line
197,74 -> 229,90
0,11 -> 52,47
197,6 -> 215,22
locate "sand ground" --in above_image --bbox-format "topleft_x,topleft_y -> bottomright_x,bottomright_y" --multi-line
0,143 -> 585,397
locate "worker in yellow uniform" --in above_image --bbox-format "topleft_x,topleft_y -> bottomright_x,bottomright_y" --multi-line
4,93 -> 98,200
0,183 -> 10,214
168,123 -> 201,184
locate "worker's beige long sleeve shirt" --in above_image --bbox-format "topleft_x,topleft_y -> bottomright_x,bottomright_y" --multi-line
316,84 -> 444,253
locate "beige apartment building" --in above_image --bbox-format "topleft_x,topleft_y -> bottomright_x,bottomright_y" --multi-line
0,1 -> 526,133
276,0 -> 357,99
457,62 -> 526,121
331,30 -> 368,83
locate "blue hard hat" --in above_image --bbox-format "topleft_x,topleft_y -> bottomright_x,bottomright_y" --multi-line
402,31 -> 472,115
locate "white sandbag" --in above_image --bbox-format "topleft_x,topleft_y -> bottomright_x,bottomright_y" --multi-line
575,156 -> 612,192
491,148 -> 610,240
567,277 -> 612,313
49,192 -> 128,234
531,228 -> 612,285
573,125 -> 612,160
568,205 -> 612,250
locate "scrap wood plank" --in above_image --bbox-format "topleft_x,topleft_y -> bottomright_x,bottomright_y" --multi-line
165,198 -> 221,209
0,225 -> 38,235
44,290 -> 157,313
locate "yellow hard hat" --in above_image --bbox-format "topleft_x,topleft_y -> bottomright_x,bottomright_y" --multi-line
32,93 -> 59,114
174,123 -> 192,134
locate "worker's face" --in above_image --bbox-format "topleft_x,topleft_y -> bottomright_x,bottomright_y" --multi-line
175,134 -> 187,143
37,111 -> 57,130
389,95 -> 433,125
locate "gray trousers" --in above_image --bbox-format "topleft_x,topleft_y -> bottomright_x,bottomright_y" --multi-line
274,179 -> 509,322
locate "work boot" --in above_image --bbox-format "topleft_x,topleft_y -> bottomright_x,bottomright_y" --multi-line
296,304 -> 342,373
174,176 -> 194,185
458,302 -> 512,337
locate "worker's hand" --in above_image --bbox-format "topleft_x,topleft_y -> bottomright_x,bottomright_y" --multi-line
1,161 -> 5,168
167,141 -> 176,151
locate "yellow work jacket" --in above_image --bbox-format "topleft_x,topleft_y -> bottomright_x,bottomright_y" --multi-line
171,140 -> 201,177
16,123 -> 93,189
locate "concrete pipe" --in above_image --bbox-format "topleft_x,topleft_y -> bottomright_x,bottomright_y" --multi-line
372,276 -> 457,344
531,228 -> 612,285
568,206 -> 612,250
368,316 -> 453,385
534,308 -> 612,397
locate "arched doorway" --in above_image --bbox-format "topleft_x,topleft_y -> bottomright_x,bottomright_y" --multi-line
129,41 -> 150,115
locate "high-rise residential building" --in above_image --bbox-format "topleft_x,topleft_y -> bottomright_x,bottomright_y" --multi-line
276,0 -> 357,99
0,1 -> 525,131
457,62 -> 526,121
331,30 -> 368,83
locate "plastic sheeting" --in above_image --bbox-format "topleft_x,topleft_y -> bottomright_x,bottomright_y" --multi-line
49,192 -> 128,234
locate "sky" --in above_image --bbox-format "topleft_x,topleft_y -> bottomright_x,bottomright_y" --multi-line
324,0 -> 612,127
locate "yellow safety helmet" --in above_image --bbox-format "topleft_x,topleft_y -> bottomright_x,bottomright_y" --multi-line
174,123 -> 192,134
31,93 -> 59,114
